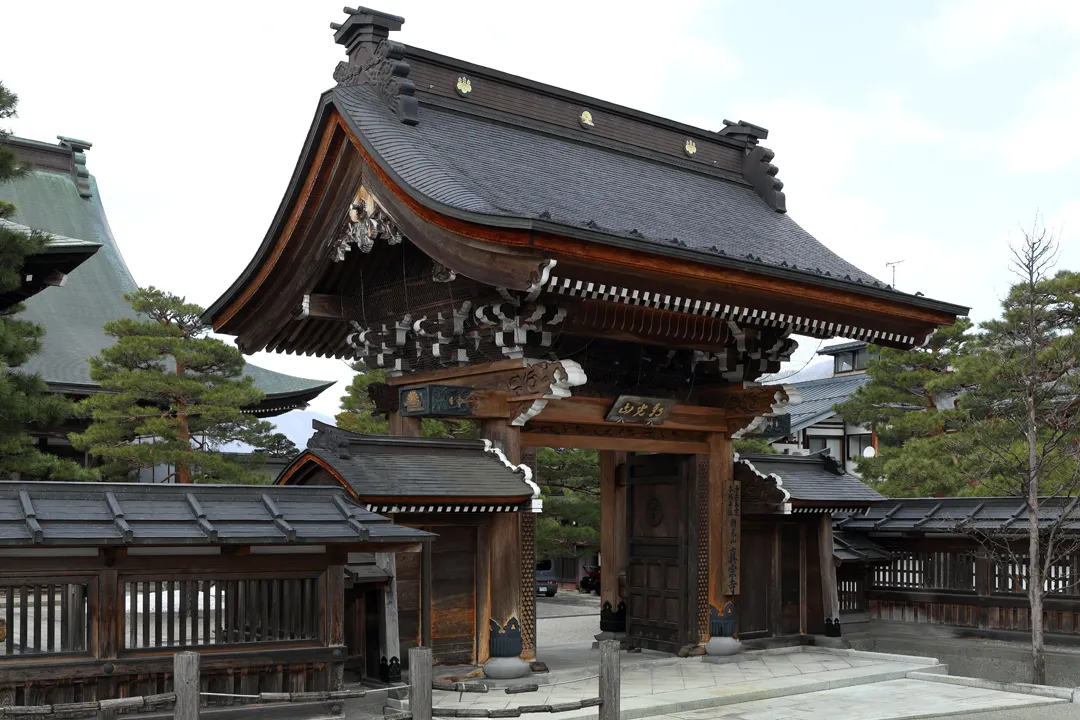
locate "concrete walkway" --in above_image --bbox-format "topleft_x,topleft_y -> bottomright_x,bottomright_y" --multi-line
654,678 -> 1065,719
422,646 -> 1074,720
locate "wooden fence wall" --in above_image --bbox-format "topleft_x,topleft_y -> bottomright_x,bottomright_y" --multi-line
0,554 -> 345,707
841,548 -> 1080,635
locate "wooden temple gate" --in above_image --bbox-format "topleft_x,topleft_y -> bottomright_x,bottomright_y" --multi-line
202,6 -> 967,672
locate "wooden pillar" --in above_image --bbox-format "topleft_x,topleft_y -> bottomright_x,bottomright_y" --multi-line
388,411 -> 421,437
326,560 -> 346,689
375,552 -> 401,681
599,451 -> 626,635
818,515 -> 841,637
707,433 -> 739,641
480,419 -> 525,664
519,447 -> 537,661
421,542 -> 433,649
381,407 -> 418,679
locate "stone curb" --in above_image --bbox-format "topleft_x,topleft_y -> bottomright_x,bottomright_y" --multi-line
809,646 -> 941,666
907,670 -> 1080,704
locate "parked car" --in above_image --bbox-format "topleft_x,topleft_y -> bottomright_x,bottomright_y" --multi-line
535,559 -> 558,597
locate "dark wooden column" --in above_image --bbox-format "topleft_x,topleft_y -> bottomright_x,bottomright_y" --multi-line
519,447 -> 537,661
599,451 -> 627,635
388,411 -> 421,437
818,515 -> 841,637
378,411 -> 418,680
326,557 -> 346,689
480,420 -> 526,670
707,433 -> 739,642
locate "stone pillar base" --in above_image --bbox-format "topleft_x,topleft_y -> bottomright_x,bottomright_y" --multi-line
702,636 -> 742,660
483,656 -> 531,679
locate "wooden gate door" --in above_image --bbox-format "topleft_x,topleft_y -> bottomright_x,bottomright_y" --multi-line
738,523 -> 776,639
625,454 -> 688,653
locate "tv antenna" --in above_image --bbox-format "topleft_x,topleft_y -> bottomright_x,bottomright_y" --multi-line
885,259 -> 905,289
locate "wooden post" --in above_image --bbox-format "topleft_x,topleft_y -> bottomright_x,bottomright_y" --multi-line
388,412 -> 421,437
599,451 -> 626,636
818,515 -> 841,637
173,651 -> 200,720
326,563 -> 345,690
707,433 -> 738,640
375,553 -> 401,676
519,446 -> 538,662
613,454 -> 627,599
408,646 -> 433,720
599,451 -> 618,610
421,542 -> 433,649
598,639 -> 620,720
480,420 -> 525,665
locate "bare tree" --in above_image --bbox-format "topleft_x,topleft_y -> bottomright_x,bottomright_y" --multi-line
955,221 -> 1080,684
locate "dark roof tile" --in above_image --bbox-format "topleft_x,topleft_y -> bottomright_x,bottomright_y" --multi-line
333,85 -> 884,287
0,481 -> 433,547
738,452 -> 884,505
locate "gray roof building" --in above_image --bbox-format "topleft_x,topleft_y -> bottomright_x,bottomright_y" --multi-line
737,451 -> 885,514
277,420 -> 538,512
0,481 -> 433,547
781,374 -> 871,435
836,497 -> 1080,535
0,135 -> 333,416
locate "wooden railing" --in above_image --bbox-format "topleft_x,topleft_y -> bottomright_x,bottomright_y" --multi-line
0,559 -> 345,708
0,582 -> 90,656
121,576 -> 321,649
858,549 -> 1080,635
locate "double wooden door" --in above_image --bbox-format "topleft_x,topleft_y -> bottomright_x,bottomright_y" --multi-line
625,454 -> 690,653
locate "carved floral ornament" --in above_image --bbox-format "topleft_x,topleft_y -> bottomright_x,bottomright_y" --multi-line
345,286 -> 570,372
331,186 -> 403,262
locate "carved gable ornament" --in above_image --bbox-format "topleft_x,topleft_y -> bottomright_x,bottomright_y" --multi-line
734,454 -> 791,514
333,39 -> 419,125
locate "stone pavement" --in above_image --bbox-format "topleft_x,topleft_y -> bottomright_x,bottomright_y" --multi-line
417,646 -> 1076,720
654,678 -> 1065,719
430,647 -> 942,719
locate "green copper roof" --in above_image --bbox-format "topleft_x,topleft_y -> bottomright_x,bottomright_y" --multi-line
0,137 -> 332,414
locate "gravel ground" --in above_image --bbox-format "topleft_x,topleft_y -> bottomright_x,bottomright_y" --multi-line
919,705 -> 1080,719
536,592 -> 602,647
535,591 -> 601,619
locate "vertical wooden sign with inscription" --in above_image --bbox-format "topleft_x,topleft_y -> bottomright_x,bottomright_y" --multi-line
724,479 -> 741,596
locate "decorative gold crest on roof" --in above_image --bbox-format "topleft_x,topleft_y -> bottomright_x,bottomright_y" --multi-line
579,110 -> 595,128
456,75 -> 473,96
684,139 -> 697,157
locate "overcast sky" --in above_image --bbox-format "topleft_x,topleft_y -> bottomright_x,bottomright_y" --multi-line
3,0 -> 1080,418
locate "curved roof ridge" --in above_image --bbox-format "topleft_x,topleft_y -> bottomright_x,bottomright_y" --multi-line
0,141 -> 331,413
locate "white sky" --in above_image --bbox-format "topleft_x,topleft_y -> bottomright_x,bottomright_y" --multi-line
4,0 -> 1080,418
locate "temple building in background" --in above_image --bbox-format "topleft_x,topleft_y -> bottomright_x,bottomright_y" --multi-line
0,135 -> 334,473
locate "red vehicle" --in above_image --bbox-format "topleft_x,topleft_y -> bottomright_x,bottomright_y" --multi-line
579,565 -> 601,593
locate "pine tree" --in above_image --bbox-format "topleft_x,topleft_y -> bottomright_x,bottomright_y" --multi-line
953,226 -> 1080,684
70,287 -> 292,483
0,80 -> 96,481
534,447 -> 600,559
336,366 -> 477,439
834,319 -> 975,496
